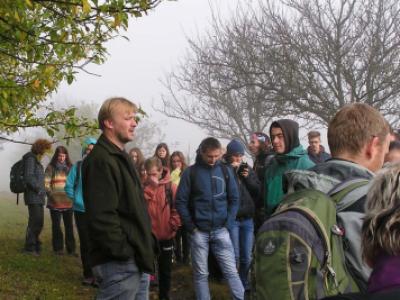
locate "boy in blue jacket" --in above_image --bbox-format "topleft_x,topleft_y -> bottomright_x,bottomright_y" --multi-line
176,137 -> 244,300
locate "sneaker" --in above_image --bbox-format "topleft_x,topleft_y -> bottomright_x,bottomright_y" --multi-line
54,250 -> 64,256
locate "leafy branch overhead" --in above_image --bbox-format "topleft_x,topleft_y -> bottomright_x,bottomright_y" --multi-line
0,0 -> 162,140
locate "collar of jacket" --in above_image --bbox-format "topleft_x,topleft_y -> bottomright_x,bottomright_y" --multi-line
97,134 -> 139,183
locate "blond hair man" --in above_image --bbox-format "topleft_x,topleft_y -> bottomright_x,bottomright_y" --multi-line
82,97 -> 155,299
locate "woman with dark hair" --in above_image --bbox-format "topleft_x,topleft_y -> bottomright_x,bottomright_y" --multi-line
170,151 -> 189,264
323,163 -> 400,300
129,147 -> 145,171
154,143 -> 170,169
45,145 -> 76,255
23,139 -> 52,256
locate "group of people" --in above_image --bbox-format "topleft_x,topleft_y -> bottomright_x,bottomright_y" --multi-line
19,96 -> 400,300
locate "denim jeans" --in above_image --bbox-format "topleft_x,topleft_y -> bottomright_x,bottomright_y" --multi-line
191,227 -> 244,300
93,259 -> 148,300
228,218 -> 254,290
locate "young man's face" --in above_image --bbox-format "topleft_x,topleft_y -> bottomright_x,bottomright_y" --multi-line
308,137 -> 321,154
107,106 -> 137,145
201,148 -> 222,166
271,127 -> 286,154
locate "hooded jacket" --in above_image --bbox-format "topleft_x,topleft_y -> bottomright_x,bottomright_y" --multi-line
232,165 -> 259,219
82,134 -> 155,273
65,137 -> 97,212
176,153 -> 239,233
143,167 -> 181,240
264,119 -> 315,215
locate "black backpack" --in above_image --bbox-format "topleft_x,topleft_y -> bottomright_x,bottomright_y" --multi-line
10,157 -> 27,204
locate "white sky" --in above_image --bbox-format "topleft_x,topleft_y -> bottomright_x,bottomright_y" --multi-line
0,0 -> 328,192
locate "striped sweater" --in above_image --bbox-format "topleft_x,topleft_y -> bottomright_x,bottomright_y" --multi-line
45,164 -> 72,210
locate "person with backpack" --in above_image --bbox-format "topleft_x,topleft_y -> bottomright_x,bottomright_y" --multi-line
264,119 -> 315,216
22,139 -> 52,256
223,139 -> 260,293
176,137 -> 244,300
45,145 -> 76,256
64,137 -> 97,286
323,163 -> 400,300
143,157 -> 181,300
255,104 -> 391,299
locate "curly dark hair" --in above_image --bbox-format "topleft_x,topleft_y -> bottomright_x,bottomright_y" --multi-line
153,143 -> 170,169
31,139 -> 52,155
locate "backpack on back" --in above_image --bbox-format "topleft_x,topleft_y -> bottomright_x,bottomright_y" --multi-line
10,157 -> 27,204
254,180 -> 368,300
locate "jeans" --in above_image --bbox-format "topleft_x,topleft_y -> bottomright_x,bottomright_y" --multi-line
93,259 -> 148,300
136,273 -> 150,300
74,211 -> 92,278
25,204 -> 44,252
49,209 -> 75,253
228,218 -> 254,290
191,227 -> 244,300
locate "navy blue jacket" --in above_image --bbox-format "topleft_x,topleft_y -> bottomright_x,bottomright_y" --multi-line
176,155 -> 239,233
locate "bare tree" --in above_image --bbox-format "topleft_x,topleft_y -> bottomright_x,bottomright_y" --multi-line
258,0 -> 400,126
159,0 -> 400,133
157,8 -> 284,144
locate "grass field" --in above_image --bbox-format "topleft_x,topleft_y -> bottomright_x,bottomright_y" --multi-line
0,192 -> 230,299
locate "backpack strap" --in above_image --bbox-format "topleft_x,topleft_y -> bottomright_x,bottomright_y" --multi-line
329,178 -> 370,211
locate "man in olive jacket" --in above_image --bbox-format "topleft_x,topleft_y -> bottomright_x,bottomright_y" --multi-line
82,97 -> 155,299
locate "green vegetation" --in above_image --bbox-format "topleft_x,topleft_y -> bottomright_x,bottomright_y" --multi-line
0,193 -> 95,299
0,193 -> 230,299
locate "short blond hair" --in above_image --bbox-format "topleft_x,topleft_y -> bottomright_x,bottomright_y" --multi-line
308,131 -> 321,140
328,103 -> 390,157
362,163 -> 400,265
98,97 -> 137,131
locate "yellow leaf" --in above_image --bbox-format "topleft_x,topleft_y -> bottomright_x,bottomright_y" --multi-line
14,11 -> 20,22
82,0 -> 91,14
32,79 -> 40,89
25,0 -> 33,8
113,14 -> 121,28
47,79 -> 54,88
44,65 -> 55,75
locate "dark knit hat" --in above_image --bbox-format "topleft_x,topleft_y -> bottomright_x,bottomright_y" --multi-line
226,139 -> 245,155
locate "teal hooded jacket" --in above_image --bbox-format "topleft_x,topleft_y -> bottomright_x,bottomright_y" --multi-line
264,119 -> 315,216
65,137 -> 97,212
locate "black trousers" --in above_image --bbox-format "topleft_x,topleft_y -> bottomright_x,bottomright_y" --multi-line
49,209 -> 75,253
25,204 -> 44,252
174,227 -> 190,264
74,211 -> 92,278
158,239 -> 174,300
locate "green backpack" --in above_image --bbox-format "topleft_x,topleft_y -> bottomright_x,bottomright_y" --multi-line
254,180 -> 368,300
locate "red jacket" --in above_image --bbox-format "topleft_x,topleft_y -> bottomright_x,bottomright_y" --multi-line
143,168 -> 181,241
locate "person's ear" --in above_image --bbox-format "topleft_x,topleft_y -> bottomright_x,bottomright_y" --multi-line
103,118 -> 113,129
365,136 -> 380,159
